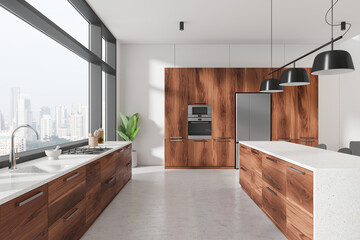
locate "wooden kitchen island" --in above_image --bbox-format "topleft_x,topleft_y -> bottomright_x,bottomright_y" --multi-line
239,141 -> 360,240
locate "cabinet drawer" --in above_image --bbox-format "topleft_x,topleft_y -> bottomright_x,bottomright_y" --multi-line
262,183 -> 287,233
101,151 -> 118,181
101,173 -> 117,209
239,165 -> 252,196
48,199 -> 86,240
240,146 -> 262,176
262,154 -> 287,196
48,167 -> 86,226
86,161 -> 101,228
252,173 -> 262,207
287,163 -> 313,214
287,201 -> 313,240
0,185 -> 48,240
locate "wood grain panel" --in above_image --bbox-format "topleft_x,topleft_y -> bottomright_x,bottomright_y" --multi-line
286,163 -> 313,214
164,68 -> 190,139
252,173 -> 262,207
287,201 -> 313,240
165,139 -> 188,167
262,154 -> 287,196
0,185 -> 48,240
86,160 -> 101,228
239,164 -> 252,197
48,199 -> 86,240
212,68 -> 235,139
262,182 -> 287,233
101,151 -> 118,181
188,68 -> 213,105
212,139 -> 235,167
234,68 -> 270,92
101,173 -> 117,209
188,139 -> 214,167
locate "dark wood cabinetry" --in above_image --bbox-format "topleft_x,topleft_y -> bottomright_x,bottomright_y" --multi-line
213,139 -> 235,167
0,185 -> 48,240
0,144 -> 132,240
165,68 -> 318,168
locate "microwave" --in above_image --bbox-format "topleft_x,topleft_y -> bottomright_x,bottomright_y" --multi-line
188,105 -> 212,118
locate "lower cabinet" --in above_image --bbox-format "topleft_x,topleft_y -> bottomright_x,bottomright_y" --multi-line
213,139 -> 235,167
188,139 -> 214,167
0,144 -> 132,240
165,139 -> 188,167
0,185 -> 48,240
239,144 -> 314,240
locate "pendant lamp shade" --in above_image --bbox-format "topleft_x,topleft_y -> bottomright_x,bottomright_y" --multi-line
311,50 -> 354,75
280,68 -> 310,86
260,78 -> 283,93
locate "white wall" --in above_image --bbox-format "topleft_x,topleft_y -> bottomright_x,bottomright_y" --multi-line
117,43 -> 324,166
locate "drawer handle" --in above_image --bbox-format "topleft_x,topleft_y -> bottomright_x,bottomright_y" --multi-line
266,156 -> 277,163
218,137 -> 230,139
301,137 -> 315,139
16,191 -> 43,207
63,208 -> 79,222
218,140 -> 230,142
240,167 -> 247,172
64,172 -> 79,182
251,150 -> 259,155
106,177 -> 115,184
278,137 -> 290,139
194,140 -> 207,142
170,140 -> 183,142
301,139 -> 314,142
170,137 -> 183,139
266,187 -> 277,196
193,102 -> 206,105
289,166 -> 305,175
240,146 -> 247,150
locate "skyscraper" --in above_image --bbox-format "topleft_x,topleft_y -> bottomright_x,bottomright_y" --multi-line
0,111 -> 5,130
40,114 -> 52,141
10,87 -> 20,127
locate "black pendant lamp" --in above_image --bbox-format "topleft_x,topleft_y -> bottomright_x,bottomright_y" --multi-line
280,63 -> 310,86
260,0 -> 283,93
312,0 -> 354,75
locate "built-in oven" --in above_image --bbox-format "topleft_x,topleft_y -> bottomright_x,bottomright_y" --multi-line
188,105 -> 212,139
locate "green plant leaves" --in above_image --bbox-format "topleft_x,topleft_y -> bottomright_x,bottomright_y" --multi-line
117,112 -> 140,141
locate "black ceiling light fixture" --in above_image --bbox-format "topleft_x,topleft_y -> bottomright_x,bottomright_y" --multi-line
260,0 -> 283,93
179,21 -> 184,31
311,0 -> 354,75
280,63 -> 310,86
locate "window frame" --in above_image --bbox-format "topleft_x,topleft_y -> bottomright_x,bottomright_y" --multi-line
0,0 -> 116,168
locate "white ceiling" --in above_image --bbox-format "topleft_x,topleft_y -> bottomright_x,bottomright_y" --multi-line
86,0 -> 360,44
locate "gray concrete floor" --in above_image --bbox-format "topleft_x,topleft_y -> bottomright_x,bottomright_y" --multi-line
82,166 -> 286,240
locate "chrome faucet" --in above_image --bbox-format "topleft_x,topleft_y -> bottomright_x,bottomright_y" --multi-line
9,124 -> 39,170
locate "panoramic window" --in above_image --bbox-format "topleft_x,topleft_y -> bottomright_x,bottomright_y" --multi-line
25,0 -> 89,47
0,6 -> 88,156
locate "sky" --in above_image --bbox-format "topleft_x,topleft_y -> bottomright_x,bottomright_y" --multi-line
0,0 -> 89,123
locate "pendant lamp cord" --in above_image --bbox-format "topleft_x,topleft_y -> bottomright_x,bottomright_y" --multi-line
270,0 -> 273,78
325,0 -> 352,47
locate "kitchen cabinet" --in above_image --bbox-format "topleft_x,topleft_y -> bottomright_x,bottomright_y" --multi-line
262,154 -> 287,196
188,139 -> 214,167
101,152 -> 118,209
0,185 -> 48,240
234,68 -> 270,93
212,68 -> 235,139
164,68 -> 190,140
86,160 -> 101,228
212,139 -> 235,167
48,167 -> 86,226
116,145 -> 132,193
165,139 -> 188,167
188,68 -> 213,105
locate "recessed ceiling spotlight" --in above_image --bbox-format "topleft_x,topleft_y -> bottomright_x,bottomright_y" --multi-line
179,21 -> 184,31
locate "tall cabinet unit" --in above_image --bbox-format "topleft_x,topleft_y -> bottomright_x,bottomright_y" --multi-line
164,68 -> 191,167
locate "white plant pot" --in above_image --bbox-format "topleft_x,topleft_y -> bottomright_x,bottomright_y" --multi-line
132,150 -> 138,167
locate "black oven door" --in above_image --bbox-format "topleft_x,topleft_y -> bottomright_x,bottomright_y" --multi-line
188,121 -> 211,138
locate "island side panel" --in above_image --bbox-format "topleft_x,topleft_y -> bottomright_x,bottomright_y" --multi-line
315,168 -> 360,239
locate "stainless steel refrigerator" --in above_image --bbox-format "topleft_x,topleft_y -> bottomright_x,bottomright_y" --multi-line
235,93 -> 271,168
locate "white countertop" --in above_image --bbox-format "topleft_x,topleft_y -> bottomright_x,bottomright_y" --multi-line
0,141 -> 131,205
239,141 -> 360,171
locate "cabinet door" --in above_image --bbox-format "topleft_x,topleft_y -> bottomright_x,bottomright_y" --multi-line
188,139 -> 214,167
86,160 -> 101,228
165,68 -> 190,139
165,139 -> 188,167
188,68 -> 213,105
213,139 -> 235,167
0,185 -> 48,240
212,68 -> 235,139
235,68 -> 269,92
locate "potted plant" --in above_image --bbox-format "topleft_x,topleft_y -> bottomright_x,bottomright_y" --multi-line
117,112 -> 141,167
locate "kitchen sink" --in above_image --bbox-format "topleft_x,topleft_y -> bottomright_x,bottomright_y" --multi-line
11,164 -> 72,174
